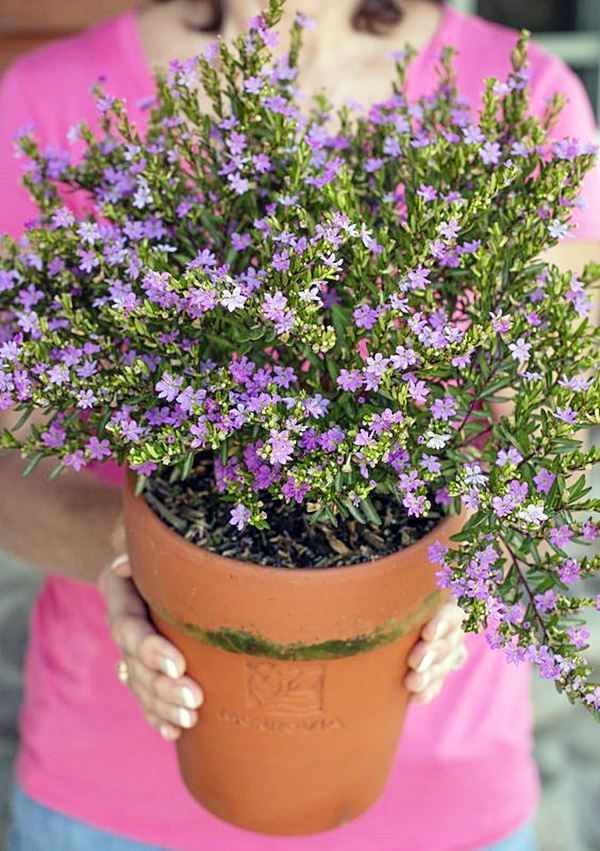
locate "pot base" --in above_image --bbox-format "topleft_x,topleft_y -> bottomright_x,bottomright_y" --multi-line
153,609 -> 417,836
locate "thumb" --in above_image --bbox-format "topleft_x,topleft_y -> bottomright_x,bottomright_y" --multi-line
109,553 -> 132,578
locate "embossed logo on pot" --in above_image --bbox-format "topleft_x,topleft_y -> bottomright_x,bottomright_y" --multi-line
246,661 -> 325,715
217,708 -> 344,734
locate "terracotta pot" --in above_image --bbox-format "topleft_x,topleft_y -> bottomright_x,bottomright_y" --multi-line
122,476 -> 463,835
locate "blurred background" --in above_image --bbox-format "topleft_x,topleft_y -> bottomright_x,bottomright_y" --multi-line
0,2 -> 599,850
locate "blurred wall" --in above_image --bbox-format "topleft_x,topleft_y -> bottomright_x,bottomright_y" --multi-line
0,0 -> 130,76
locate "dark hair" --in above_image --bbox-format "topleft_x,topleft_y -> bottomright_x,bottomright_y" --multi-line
157,1 -> 444,35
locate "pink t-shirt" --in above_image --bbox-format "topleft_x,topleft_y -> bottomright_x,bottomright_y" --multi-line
1,7 -> 599,850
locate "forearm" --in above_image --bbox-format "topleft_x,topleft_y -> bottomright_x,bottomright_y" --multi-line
0,451 -> 122,583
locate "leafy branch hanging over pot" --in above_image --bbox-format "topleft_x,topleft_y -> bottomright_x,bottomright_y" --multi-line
1,0 -> 599,832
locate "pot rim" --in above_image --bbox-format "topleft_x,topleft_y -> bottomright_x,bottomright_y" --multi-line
124,471 -> 463,582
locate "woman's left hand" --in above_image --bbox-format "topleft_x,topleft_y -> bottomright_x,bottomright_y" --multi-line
404,599 -> 468,704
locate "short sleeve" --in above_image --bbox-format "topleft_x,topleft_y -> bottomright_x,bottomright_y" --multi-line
0,62 -> 41,238
531,56 -> 600,242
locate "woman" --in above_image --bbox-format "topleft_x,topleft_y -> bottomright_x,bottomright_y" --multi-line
1,1 -> 599,849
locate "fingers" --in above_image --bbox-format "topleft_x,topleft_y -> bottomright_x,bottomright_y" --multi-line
410,644 -> 468,704
122,648 -> 204,739
98,553 -> 204,740
420,599 -> 466,642
109,553 -> 132,578
143,711 -> 182,742
124,655 -> 204,710
133,677 -> 201,730
405,599 -> 468,705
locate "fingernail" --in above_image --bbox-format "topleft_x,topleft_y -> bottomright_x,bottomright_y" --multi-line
416,649 -> 436,673
433,619 -> 449,640
177,707 -> 195,728
159,723 -> 179,741
161,657 -> 180,679
180,686 -> 203,709
418,670 -> 431,691
110,554 -> 129,572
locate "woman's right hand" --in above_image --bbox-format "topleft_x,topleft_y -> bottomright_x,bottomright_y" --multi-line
98,554 -> 204,741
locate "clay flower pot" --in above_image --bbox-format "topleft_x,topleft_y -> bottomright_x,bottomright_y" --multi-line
123,475 -> 463,835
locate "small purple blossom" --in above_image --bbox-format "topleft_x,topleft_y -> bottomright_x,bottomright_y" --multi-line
534,469 -> 556,495
230,504 -> 251,531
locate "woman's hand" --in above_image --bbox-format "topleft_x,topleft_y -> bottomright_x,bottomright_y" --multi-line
405,599 -> 468,704
98,554 -> 204,741
99,553 -> 467,739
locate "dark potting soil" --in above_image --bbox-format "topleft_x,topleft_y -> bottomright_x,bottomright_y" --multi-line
143,458 -> 445,569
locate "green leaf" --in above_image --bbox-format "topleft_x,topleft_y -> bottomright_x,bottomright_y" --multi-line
22,452 -> 45,477
361,496 -> 382,526
135,474 -> 147,496
345,500 -> 366,524
48,462 -> 65,481
12,406 -> 35,431
181,452 -> 196,480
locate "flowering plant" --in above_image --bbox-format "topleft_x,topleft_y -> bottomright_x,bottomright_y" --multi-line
1,0 -> 599,715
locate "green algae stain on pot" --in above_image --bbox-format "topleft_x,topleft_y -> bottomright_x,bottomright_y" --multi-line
152,591 -> 442,660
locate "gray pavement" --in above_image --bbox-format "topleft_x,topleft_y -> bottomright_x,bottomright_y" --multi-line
0,560 -> 598,851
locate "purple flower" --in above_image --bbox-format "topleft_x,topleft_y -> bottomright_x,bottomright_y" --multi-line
76,389 -> 97,409
534,590 -> 558,613
508,337 -> 531,366
337,369 -> 363,392
496,446 -> 523,467
581,521 -> 597,542
41,423 -> 66,449
553,406 -> 577,426
47,364 -> 69,386
480,141 -> 502,165
420,453 -> 441,474
548,219 -> 570,240
266,429 -> 294,466
282,475 -> 310,504
490,310 -> 512,334
87,436 -> 111,460
51,206 -> 75,229
120,418 -> 144,443
64,450 -> 86,472
231,232 -> 252,251
418,184 -> 437,202
533,469 -> 556,495
221,285 -> 248,312
428,540 -> 448,564
567,627 -> 590,650
253,153 -> 272,173
557,559 -> 580,584
463,462 -> 487,487
230,504 -> 251,531
403,493 -> 428,517
132,461 -> 158,476
518,504 -> 547,526
430,396 -> 457,422
363,354 -> 389,390
228,173 -> 250,195
402,266 -> 430,292
77,221 -> 101,245
364,157 -> 384,173
462,124 -> 485,145
558,374 -> 593,392
439,218 -> 460,240
78,250 -> 99,273
156,372 -> 183,403
548,524 -> 573,550
353,303 -> 380,330
463,489 -> 481,511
